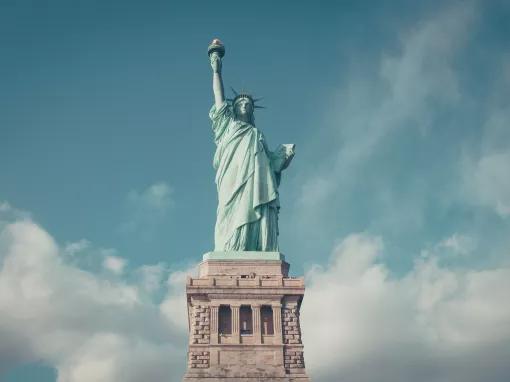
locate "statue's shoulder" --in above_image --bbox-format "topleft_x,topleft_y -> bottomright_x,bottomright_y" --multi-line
210,101 -> 233,121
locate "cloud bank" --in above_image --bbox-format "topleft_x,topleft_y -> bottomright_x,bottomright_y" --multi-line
303,233 -> 510,382
0,203 -> 187,382
2,204 -> 510,381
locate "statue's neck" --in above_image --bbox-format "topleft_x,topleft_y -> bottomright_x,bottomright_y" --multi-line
235,114 -> 254,126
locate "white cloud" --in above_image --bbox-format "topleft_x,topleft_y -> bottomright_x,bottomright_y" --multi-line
302,233 -> 510,382
160,265 -> 198,333
438,233 -> 475,255
120,182 -> 173,236
0,202 -> 11,211
102,255 -> 127,275
126,182 -> 173,213
137,263 -> 167,293
461,100 -> 510,218
0,201 -> 31,230
2,201 -> 509,382
55,334 -> 181,382
63,239 -> 91,257
0,208 -> 187,381
469,151 -> 510,217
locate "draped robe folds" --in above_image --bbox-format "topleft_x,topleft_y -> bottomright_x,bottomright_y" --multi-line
210,102 -> 284,251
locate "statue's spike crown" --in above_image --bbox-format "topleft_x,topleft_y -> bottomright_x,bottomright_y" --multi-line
229,88 -> 265,109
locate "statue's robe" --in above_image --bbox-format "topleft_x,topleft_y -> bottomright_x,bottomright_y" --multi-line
210,102 -> 282,251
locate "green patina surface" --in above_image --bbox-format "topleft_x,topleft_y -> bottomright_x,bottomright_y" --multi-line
209,41 -> 295,253
203,251 -> 285,261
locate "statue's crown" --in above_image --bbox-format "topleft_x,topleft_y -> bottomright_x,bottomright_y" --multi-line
228,87 -> 265,109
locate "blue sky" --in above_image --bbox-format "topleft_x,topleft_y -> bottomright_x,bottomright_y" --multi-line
1,1 -> 510,381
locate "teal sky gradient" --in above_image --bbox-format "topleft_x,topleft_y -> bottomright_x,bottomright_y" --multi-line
1,1 -> 510,381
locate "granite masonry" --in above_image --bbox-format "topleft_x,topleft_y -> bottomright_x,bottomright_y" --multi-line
182,251 -> 310,382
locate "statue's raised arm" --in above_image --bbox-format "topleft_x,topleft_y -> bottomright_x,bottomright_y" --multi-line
208,39 -> 225,109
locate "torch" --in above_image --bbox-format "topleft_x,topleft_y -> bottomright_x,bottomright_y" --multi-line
208,38 -> 225,60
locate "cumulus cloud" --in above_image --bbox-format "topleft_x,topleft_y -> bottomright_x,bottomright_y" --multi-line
0,202 -> 11,212
0,208 -> 188,382
102,255 -> 127,275
63,239 -> 91,257
137,263 -> 167,293
438,233 -> 475,255
467,150 -> 510,217
302,233 -> 510,382
126,182 -> 173,212
460,94 -> 510,217
56,334 -> 181,382
0,201 -> 31,229
2,200 -> 510,382
160,265 -> 198,333
119,182 -> 173,237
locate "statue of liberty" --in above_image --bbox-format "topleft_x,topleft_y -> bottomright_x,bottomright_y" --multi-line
208,39 -> 295,252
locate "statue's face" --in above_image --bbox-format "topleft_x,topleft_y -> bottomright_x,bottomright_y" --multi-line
234,98 -> 254,119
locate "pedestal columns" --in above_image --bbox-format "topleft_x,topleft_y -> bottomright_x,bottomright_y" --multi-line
210,305 -> 219,344
231,304 -> 240,344
272,303 -> 283,345
252,304 -> 261,344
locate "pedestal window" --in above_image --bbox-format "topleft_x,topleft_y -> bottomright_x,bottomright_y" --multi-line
239,305 -> 253,335
218,305 -> 232,335
261,305 -> 274,335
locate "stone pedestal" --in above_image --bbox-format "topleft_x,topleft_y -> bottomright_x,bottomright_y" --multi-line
182,251 -> 310,382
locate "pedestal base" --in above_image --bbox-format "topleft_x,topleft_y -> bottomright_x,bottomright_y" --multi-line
183,252 -> 310,381
183,377 -> 310,382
